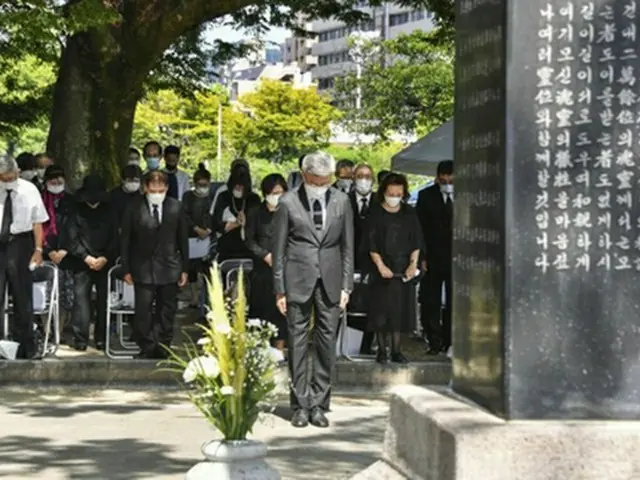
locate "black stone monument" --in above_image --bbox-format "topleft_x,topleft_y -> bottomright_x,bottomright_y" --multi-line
452,0 -> 640,419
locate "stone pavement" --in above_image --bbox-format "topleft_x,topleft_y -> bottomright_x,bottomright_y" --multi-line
0,388 -> 388,480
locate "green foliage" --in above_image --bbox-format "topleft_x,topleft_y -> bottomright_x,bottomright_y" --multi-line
335,29 -> 454,141
227,80 -> 340,162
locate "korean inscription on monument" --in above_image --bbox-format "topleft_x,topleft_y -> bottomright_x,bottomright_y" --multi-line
534,1 -> 639,274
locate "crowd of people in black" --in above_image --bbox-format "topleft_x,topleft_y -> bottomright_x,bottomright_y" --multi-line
0,143 -> 453,365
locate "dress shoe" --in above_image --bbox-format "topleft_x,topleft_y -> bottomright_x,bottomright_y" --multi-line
135,350 -> 156,360
290,409 -> 309,428
72,341 -> 87,352
95,341 -> 105,351
426,347 -> 442,356
309,408 -> 329,428
390,352 -> 409,364
375,349 -> 389,364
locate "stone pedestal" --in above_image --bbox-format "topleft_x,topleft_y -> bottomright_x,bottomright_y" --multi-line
355,386 -> 640,480
453,0 -> 640,419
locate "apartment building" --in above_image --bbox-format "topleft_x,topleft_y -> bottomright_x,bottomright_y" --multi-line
282,21 -> 318,73
310,3 -> 435,90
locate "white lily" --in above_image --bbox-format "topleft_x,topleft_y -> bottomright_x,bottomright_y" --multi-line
197,337 -> 211,345
220,386 -> 235,396
183,355 -> 220,383
215,322 -> 232,335
247,318 -> 262,328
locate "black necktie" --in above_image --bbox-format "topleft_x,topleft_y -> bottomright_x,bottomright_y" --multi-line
444,194 -> 453,216
152,205 -> 160,226
360,197 -> 368,216
312,199 -> 323,231
0,190 -> 12,243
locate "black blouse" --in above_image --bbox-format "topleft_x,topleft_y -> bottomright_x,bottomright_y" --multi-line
245,203 -> 276,263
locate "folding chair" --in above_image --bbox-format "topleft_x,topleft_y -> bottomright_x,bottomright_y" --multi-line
2,261 -> 60,358
337,272 -> 373,362
105,259 -> 140,358
218,259 -> 254,291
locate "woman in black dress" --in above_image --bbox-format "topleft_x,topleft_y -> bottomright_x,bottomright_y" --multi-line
213,163 -> 261,262
183,164 -> 214,307
245,173 -> 288,351
368,173 -> 422,364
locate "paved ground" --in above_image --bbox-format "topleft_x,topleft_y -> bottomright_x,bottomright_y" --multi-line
0,388 -> 388,480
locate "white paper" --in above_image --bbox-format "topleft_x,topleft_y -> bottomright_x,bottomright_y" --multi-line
222,207 -> 237,224
189,238 -> 210,259
33,282 -> 47,311
0,340 -> 19,360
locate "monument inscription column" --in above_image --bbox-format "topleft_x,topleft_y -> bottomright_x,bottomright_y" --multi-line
453,0 -> 640,419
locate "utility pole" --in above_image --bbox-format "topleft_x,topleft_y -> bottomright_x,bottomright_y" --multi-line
381,2 -> 390,67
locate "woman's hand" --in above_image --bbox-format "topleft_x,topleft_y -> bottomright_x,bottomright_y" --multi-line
378,264 -> 394,279
404,263 -> 418,281
263,253 -> 273,267
224,222 -> 240,232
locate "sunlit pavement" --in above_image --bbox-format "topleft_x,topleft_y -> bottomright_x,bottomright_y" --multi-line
0,388 -> 387,480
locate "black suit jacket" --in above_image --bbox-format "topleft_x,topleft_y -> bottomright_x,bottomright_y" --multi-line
120,196 -> 189,285
348,191 -> 378,273
416,184 -> 452,275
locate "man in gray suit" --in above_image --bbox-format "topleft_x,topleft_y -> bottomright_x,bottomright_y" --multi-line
273,151 -> 354,428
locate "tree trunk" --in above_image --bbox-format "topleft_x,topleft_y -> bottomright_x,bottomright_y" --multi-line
47,33 -> 143,188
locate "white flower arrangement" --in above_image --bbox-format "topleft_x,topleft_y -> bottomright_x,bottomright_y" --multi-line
160,264 -> 279,441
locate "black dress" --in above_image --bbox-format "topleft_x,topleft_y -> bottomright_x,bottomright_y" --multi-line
213,190 -> 261,262
183,190 -> 213,282
245,203 -> 287,341
367,205 -> 422,333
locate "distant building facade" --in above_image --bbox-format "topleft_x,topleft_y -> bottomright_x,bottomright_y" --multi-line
282,21 -> 318,73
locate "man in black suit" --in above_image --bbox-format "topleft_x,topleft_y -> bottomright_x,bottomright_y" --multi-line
416,160 -> 454,355
333,159 -> 355,194
121,170 -> 189,359
348,163 -> 377,354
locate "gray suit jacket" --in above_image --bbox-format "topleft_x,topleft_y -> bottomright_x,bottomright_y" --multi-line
273,186 -> 354,304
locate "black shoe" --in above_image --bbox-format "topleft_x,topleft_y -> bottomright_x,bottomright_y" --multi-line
72,341 -> 87,352
291,409 -> 309,428
375,349 -> 389,364
309,408 -> 329,428
390,352 -> 409,364
95,341 -> 105,351
426,347 -> 442,356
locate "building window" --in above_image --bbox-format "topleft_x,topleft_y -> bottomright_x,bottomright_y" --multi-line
411,10 -> 426,22
318,77 -> 335,90
390,12 -> 410,26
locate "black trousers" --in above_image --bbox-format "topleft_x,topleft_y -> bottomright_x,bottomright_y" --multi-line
287,280 -> 339,411
420,269 -> 452,350
133,283 -> 178,354
72,268 -> 108,345
0,234 -> 36,359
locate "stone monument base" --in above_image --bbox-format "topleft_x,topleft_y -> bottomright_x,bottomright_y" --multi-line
352,385 -> 640,480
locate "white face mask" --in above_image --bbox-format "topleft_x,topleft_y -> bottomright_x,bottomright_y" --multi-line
440,183 -> 454,194
355,179 -> 372,195
232,188 -> 244,199
123,180 -> 140,193
266,194 -> 281,207
306,184 -> 329,199
20,170 -> 36,180
195,186 -> 210,197
146,192 -> 166,205
47,184 -> 65,195
337,179 -> 352,191
385,196 -> 402,208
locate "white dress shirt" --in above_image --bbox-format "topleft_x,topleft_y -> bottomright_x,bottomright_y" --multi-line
442,191 -> 454,204
0,178 -> 49,234
149,201 -> 163,223
305,185 -> 327,229
355,192 -> 372,214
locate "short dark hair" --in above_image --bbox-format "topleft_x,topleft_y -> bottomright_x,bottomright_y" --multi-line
16,152 -> 35,170
164,145 -> 180,156
194,163 -> 211,183
298,155 -> 306,169
129,147 -> 141,157
377,172 -> 409,203
44,164 -> 65,181
121,164 -> 142,180
437,160 -> 453,176
377,170 -> 391,184
336,159 -> 355,172
260,173 -> 288,197
143,141 -> 163,156
227,164 -> 252,193
144,170 -> 168,186
354,163 -> 374,178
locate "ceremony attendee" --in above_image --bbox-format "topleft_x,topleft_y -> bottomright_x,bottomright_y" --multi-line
127,147 -> 142,167
41,165 -> 75,314
65,175 -> 118,351
416,160 -> 453,355
334,159 -> 354,194
0,155 -> 49,359
273,151 -> 354,428
349,163 -> 377,354
213,162 -> 260,262
286,155 -> 305,190
163,145 -> 190,200
142,141 -> 162,172
245,173 -> 288,352
120,170 -> 189,359
377,170 -> 390,185
34,153 -> 54,188
16,152 -> 38,183
183,164 -> 213,307
110,164 -> 143,222
208,158 -> 250,218
367,173 -> 421,364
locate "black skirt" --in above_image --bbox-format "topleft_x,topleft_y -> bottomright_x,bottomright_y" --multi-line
248,265 -> 287,341
367,277 -> 416,333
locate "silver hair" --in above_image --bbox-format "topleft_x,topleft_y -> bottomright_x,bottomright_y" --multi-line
301,151 -> 335,177
0,155 -> 18,175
